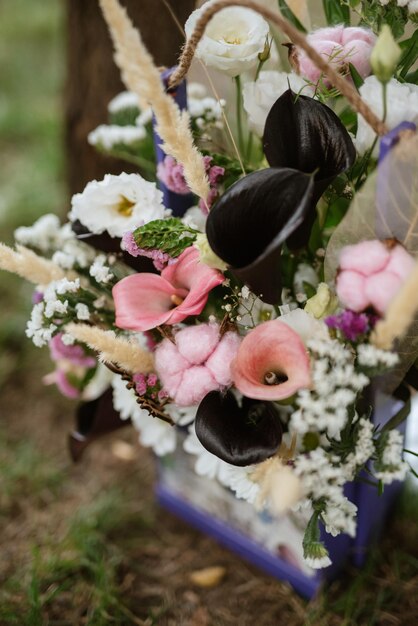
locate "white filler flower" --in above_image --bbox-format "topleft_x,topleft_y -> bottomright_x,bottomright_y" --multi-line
243,71 -> 311,135
69,173 -> 166,239
185,1 -> 269,77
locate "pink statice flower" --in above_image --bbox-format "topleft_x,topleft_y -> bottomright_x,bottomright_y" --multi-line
121,231 -> 173,271
336,240 -> 415,315
230,320 -> 311,401
157,155 -> 225,210
113,246 -> 225,332
155,323 -> 241,406
296,25 -> 376,87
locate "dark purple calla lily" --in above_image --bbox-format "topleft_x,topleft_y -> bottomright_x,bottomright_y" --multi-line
195,389 -> 282,467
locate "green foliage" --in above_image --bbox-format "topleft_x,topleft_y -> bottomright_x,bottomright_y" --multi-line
359,0 -> 409,38
348,63 -> 365,91
398,30 -> 418,79
277,0 -> 307,32
323,0 -> 350,25
132,217 -> 199,258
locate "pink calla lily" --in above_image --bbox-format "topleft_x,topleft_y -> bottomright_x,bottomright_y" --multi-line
113,246 -> 224,332
230,320 -> 311,401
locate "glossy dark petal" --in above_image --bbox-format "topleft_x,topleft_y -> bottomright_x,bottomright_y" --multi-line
72,220 -> 156,273
263,89 -> 356,185
195,390 -> 282,467
68,387 -> 129,462
206,168 -> 315,302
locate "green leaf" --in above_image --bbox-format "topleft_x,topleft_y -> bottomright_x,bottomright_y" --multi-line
323,0 -> 350,26
132,218 -> 199,258
348,63 -> 364,91
277,0 -> 307,32
398,30 -> 418,79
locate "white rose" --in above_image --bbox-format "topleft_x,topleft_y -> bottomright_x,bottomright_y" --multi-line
242,71 -> 312,136
355,76 -> 418,155
70,172 -> 167,239
185,1 -> 269,77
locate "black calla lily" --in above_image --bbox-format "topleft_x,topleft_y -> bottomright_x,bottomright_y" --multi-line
263,89 -> 356,247
68,387 -> 128,462
206,168 -> 315,303
195,390 -> 282,467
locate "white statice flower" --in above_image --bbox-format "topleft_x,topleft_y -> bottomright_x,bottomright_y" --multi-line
375,429 -> 409,484
291,337 -> 369,440
75,303 -> 90,321
356,344 -> 399,369
185,1 -> 270,77
26,302 -> 57,347
89,255 -> 114,284
322,496 -> 357,538
70,173 -> 167,239
294,448 -> 357,543
243,71 -> 312,135
14,214 -> 74,254
187,83 -> 225,128
108,90 -> 140,114
40,278 -> 80,319
304,553 -> 332,569
355,76 -> 418,155
111,376 -> 177,456
88,124 -> 146,150
343,418 -> 375,479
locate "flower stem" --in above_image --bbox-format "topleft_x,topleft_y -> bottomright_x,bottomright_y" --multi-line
235,75 -> 245,156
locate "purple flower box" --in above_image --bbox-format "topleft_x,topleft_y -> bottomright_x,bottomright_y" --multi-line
156,391 -> 406,598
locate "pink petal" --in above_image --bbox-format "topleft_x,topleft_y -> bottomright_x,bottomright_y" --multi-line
163,246 -> 224,292
174,366 -> 218,406
175,324 -> 220,364
206,331 -> 242,386
365,271 -> 402,315
231,321 -> 311,401
345,41 -> 373,79
307,26 -> 344,44
336,270 -> 369,312
113,273 -> 186,332
341,27 -> 376,46
386,245 -> 416,281
339,240 -> 389,276
155,338 -> 190,377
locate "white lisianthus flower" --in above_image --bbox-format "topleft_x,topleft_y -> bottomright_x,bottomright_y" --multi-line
185,1 -> 270,77
355,76 -> 418,155
69,173 -> 167,239
243,71 -> 312,135
88,124 -> 146,150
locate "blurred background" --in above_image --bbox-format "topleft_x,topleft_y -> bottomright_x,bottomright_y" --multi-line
0,1 -> 417,624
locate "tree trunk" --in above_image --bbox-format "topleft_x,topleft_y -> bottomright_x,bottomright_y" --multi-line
65,0 -> 195,196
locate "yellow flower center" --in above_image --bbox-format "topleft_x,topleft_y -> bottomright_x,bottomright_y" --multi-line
116,195 -> 135,217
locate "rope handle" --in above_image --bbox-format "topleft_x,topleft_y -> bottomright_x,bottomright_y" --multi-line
169,0 -> 388,137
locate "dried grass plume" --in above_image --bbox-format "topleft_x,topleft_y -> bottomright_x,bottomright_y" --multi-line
66,323 -> 154,374
99,0 -> 210,203
0,243 -> 66,286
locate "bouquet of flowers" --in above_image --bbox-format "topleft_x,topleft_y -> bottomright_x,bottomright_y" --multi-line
1,0 -> 418,570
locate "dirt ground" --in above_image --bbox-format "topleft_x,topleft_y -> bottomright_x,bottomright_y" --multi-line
0,348 -> 417,626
